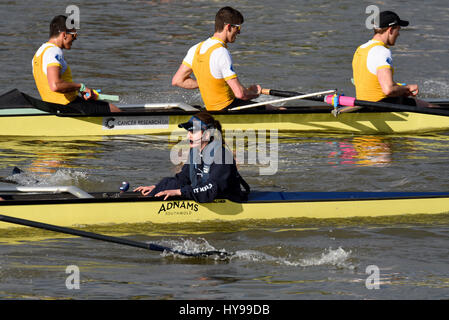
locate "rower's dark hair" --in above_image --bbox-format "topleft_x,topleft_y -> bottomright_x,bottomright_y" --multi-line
215,7 -> 244,32
49,15 -> 68,38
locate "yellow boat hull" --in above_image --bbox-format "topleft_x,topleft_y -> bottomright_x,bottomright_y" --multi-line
1,193 -> 449,229
2,110 -> 449,136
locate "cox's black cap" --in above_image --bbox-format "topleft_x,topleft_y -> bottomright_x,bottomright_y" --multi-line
378,11 -> 409,28
178,116 -> 214,131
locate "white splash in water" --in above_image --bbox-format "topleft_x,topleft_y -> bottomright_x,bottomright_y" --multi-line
6,168 -> 88,186
156,238 -> 227,259
149,237 -> 353,268
233,247 -> 353,269
39,169 -> 88,186
299,247 -> 353,268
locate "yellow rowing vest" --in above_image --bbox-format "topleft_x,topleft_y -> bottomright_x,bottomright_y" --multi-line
191,41 -> 235,111
32,43 -> 77,105
352,40 -> 393,102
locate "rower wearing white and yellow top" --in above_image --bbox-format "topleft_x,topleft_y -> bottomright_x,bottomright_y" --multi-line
352,11 -> 437,108
32,15 -> 120,113
33,41 -> 77,105
171,6 -> 261,111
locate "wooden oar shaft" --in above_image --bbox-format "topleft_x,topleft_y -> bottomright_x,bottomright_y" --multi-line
0,214 -> 227,257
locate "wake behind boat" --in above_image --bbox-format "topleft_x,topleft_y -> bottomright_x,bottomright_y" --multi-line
1,88 -> 449,136
1,185 -> 449,229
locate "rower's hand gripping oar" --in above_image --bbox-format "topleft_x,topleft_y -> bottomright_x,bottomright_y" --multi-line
0,214 -> 230,259
85,89 -> 120,102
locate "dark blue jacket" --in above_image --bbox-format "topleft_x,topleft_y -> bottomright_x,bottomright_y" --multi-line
149,142 -> 250,203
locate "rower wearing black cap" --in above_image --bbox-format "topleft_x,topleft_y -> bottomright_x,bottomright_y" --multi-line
134,111 -> 250,203
352,10 -> 438,108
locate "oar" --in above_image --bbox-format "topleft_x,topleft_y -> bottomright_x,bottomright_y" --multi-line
262,88 -> 449,117
117,102 -> 199,112
0,214 -> 230,258
228,90 -> 336,111
261,88 -> 326,102
0,166 -> 38,185
0,177 -> 18,185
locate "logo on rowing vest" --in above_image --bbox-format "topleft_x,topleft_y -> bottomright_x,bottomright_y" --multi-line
158,201 -> 199,215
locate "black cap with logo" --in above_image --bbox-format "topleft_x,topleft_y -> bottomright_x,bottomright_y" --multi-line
377,11 -> 409,28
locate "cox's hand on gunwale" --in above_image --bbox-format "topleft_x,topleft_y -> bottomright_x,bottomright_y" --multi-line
133,185 -> 156,196
154,189 -> 182,200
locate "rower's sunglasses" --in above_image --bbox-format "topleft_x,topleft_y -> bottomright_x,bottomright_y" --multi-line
60,30 -> 78,37
229,24 -> 241,31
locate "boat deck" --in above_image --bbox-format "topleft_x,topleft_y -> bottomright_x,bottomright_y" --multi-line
2,190 -> 449,204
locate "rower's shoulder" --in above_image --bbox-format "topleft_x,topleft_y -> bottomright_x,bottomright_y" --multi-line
355,40 -> 391,58
367,43 -> 391,59
359,40 -> 373,48
34,42 -> 60,56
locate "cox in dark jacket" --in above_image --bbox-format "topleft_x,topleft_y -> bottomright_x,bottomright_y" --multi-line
134,112 -> 250,203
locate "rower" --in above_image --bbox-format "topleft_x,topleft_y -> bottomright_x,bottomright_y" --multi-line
171,7 -> 264,111
352,11 -> 438,108
134,111 -> 250,202
32,15 -> 121,114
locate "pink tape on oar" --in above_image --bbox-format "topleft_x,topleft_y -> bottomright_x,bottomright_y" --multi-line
325,95 -> 356,107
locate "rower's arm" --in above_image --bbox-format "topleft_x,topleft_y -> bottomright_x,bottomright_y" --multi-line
47,65 -> 81,93
226,77 -> 261,100
377,68 -> 418,97
171,64 -> 198,89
